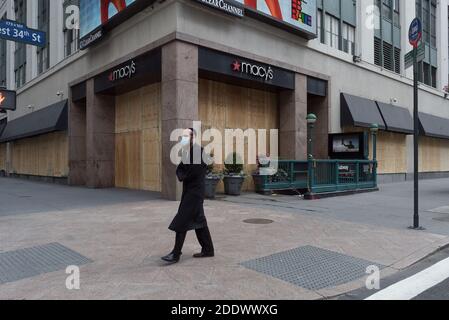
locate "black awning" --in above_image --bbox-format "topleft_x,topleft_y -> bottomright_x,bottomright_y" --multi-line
376,102 -> 414,134
419,112 -> 449,139
0,118 -> 6,137
341,93 -> 386,129
0,100 -> 68,143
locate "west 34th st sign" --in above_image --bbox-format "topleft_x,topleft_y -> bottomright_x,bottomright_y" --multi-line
0,19 -> 46,47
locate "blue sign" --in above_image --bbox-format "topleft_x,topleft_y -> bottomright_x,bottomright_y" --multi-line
0,19 -> 47,47
408,18 -> 422,48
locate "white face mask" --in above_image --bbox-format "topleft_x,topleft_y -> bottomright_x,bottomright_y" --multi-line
180,136 -> 191,148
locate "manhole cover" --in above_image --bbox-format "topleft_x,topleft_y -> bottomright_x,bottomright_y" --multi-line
243,219 -> 274,225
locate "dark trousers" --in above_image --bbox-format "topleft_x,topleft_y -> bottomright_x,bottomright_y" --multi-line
173,227 -> 214,256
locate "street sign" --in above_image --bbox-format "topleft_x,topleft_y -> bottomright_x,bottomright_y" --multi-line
0,89 -> 16,111
405,44 -> 425,69
0,19 -> 46,47
408,18 -> 422,48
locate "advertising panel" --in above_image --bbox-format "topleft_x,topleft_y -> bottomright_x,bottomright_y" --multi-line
328,133 -> 369,160
235,0 -> 316,36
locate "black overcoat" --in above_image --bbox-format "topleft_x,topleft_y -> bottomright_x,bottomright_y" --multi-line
169,146 -> 208,233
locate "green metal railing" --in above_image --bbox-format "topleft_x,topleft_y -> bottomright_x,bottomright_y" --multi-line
252,159 -> 378,195
310,159 -> 377,194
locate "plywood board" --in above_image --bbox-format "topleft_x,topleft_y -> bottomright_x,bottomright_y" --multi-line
419,137 -> 449,172
0,143 -> 6,171
199,79 -> 279,192
115,83 -> 162,192
8,131 -> 68,177
343,127 -> 408,174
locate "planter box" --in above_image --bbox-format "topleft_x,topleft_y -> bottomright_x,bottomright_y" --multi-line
223,176 -> 245,196
205,177 -> 221,199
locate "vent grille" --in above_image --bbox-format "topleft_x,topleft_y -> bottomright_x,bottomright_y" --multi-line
374,37 -> 382,67
383,42 -> 394,72
394,48 -> 401,74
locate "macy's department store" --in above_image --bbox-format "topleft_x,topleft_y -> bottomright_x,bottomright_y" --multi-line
1,0 -> 449,200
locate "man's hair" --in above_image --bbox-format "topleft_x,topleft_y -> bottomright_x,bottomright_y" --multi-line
188,128 -> 197,137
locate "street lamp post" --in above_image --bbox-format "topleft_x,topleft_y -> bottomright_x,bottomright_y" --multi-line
370,124 -> 379,186
307,114 -> 317,193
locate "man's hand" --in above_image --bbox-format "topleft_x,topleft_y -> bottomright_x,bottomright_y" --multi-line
0,93 -> 5,105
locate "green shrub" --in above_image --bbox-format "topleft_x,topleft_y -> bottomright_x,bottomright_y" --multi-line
224,152 -> 244,175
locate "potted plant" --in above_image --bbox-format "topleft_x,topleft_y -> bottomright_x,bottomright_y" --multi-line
204,161 -> 223,199
252,154 -> 274,195
223,152 -> 246,196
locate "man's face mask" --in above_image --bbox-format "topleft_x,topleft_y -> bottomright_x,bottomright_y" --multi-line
181,136 -> 191,148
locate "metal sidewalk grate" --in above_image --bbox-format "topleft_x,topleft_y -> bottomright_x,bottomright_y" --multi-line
241,245 -> 385,290
0,243 -> 92,284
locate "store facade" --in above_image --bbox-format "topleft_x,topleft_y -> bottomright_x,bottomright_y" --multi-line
67,38 -> 330,199
1,0 -> 449,199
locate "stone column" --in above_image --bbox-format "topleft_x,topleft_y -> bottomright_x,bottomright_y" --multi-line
85,79 -> 116,188
68,98 -> 87,186
161,41 -> 199,200
279,73 -> 308,160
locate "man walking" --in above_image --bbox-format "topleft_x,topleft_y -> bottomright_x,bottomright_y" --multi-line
162,128 -> 215,264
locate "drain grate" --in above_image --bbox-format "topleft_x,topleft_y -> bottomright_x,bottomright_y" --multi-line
241,246 -> 385,291
0,243 -> 92,284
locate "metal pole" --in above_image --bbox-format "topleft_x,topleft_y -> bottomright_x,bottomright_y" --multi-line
306,114 -> 317,194
307,122 -> 313,192
412,46 -> 421,230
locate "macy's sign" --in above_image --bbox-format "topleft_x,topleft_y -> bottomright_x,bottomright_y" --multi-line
109,60 -> 136,82
232,60 -> 274,81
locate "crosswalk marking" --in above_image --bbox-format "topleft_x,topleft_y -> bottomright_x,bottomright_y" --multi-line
366,257 -> 449,300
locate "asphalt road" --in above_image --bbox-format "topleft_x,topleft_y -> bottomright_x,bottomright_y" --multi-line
338,246 -> 449,300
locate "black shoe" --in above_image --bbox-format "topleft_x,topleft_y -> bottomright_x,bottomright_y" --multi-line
161,253 -> 181,264
193,252 -> 215,258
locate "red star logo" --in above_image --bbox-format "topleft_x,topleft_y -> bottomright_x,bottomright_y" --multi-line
232,60 -> 241,72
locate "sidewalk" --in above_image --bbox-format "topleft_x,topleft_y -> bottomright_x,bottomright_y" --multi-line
0,177 -> 448,300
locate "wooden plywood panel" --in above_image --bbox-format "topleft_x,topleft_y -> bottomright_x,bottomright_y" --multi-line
199,79 -> 279,192
419,137 -> 449,173
344,127 -> 407,174
0,143 -> 6,171
8,131 -> 68,177
115,83 -> 161,192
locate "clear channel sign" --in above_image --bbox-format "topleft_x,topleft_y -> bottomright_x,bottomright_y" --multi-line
0,19 -> 47,47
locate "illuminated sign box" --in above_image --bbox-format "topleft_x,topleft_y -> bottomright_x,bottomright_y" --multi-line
79,0 -> 156,50
235,0 -> 317,39
80,0 -> 317,50
0,89 -> 17,111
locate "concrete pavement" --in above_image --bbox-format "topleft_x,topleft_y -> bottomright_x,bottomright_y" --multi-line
0,177 -> 448,300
